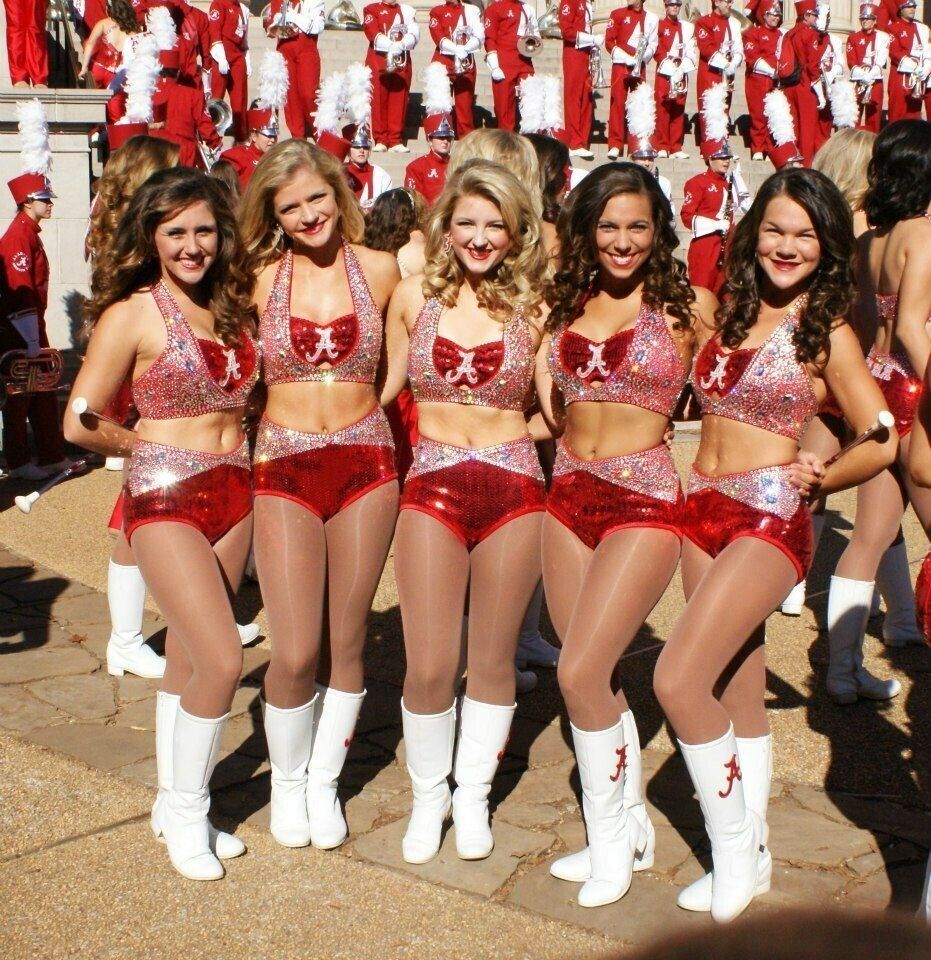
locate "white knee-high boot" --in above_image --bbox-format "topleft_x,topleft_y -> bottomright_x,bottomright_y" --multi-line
263,696 -> 318,848
677,726 -> 763,923
876,541 -> 923,646
106,561 -> 165,679
827,576 -> 902,704
918,851 -> 931,924
151,692 -> 245,860
781,515 -> 826,616
401,700 -> 456,864
161,707 -> 229,881
307,685 -> 365,849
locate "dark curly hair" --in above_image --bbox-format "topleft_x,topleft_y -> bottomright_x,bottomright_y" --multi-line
718,168 -> 855,365
547,163 -> 694,332
525,133 -> 570,225
84,167 -> 257,346
108,0 -> 142,33
864,119 -> 931,231
363,188 -> 420,254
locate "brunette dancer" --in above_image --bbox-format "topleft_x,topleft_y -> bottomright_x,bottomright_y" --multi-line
538,163 -> 714,908
654,168 -> 897,921
382,161 -> 549,864
65,168 -> 258,880
241,140 -> 401,851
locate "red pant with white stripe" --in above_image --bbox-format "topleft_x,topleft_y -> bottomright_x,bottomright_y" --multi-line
279,34 -> 320,139
4,0 -> 49,85
654,75 -> 686,154
563,46 -> 593,150
451,72 -> 476,137
371,64 -> 411,147
211,54 -> 249,142
491,66 -> 532,133
608,67 -> 645,151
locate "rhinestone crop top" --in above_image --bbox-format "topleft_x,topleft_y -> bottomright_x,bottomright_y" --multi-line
130,281 -> 258,420
691,294 -> 817,441
408,297 -> 535,411
874,293 -> 931,377
548,302 -> 688,418
260,244 -> 383,386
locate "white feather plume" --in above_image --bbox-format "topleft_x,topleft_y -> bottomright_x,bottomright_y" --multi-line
542,75 -> 563,134
763,89 -> 795,146
626,81 -> 656,145
701,82 -> 729,143
345,63 -> 373,123
123,35 -> 160,123
257,50 -> 289,111
314,71 -> 346,135
421,61 -> 453,117
16,99 -> 52,177
828,78 -> 859,129
146,6 -> 177,50
518,75 -> 546,134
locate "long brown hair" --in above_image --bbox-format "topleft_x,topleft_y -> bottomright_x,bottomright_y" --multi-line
108,0 -> 141,33
84,167 -> 256,345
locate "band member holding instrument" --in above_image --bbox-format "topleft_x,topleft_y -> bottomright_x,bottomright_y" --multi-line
656,168 -> 896,922
558,0 -> 601,160
209,0 -> 250,142
783,0 -> 825,165
174,0 -> 215,91
888,0 -> 931,122
604,0 -> 657,160
483,0 -> 539,134
846,4 -> 890,134
405,115 -> 454,205
814,6 -> 844,153
266,0 -> 325,139
364,0 -> 420,152
220,105 -> 279,189
654,0 -> 696,160
695,0 -> 743,128
429,0 -> 484,137
743,2 -> 784,161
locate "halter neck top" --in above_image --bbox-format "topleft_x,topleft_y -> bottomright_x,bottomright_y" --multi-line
408,297 -> 535,411
260,244 -> 383,386
131,281 -> 258,420
691,294 -> 817,441
548,302 -> 687,418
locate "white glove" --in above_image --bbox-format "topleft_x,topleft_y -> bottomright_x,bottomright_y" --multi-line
245,50 -> 252,76
491,67 -> 505,81
10,311 -> 41,358
388,40 -> 404,58
753,58 -> 775,78
486,50 -> 505,80
455,44 -> 469,58
439,37 -> 457,56
211,42 -> 229,75
714,218 -> 730,233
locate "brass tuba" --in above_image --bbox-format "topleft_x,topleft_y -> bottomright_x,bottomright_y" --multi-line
386,22 -> 409,72
199,98 -> 233,169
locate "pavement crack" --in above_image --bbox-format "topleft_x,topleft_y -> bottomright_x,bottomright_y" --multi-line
0,811 -> 151,865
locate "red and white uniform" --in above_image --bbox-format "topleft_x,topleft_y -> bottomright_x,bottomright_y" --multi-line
483,0 -> 537,133
783,14 -> 822,165
4,0 -> 50,85
152,77 -> 221,168
605,4 -> 658,152
430,0 -> 484,137
889,16 -> 931,121
558,0 -> 596,151
347,161 -> 393,209
268,0 -> 324,138
209,0 -> 250,141
220,140 -> 263,189
364,1 -> 419,148
404,151 -> 449,205
695,9 -> 743,114
846,27 -> 889,131
742,21 -> 783,154
681,169 -> 733,294
176,0 -> 214,89
875,0 -> 900,29
654,15 -> 696,155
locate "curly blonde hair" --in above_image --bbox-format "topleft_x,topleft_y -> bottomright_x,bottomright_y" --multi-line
813,127 -> 876,213
423,160 -> 547,323
239,139 -> 365,275
447,129 -> 543,217
86,135 -> 180,264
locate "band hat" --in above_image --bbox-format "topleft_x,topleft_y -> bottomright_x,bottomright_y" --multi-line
665,0 -> 683,5
422,63 -> 457,140
898,0 -> 917,8
795,0 -> 817,14
858,3 -> 878,17
769,141 -> 804,168
13,100 -> 55,201
8,173 -> 56,204
247,107 -> 278,137
344,122 -> 373,148
316,129 -> 351,162
700,137 -> 733,159
424,112 -> 456,138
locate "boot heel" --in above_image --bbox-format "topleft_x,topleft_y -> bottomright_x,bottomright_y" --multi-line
107,662 -> 125,677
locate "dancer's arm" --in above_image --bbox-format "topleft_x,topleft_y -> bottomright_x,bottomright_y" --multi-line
893,218 -> 931,379
379,273 -> 421,406
909,359 -> 931,488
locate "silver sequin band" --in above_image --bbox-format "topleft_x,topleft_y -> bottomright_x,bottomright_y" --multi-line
253,406 -> 395,464
407,434 -> 544,483
554,442 -> 682,504
127,438 -> 251,496
687,464 -> 802,522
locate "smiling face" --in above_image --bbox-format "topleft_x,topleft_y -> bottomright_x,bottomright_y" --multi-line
154,200 -> 218,288
594,191 -> 655,284
756,194 -> 821,294
273,165 -> 340,252
448,194 -> 511,279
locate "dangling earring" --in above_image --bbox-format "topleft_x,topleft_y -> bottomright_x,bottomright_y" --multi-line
443,233 -> 452,253
273,224 -> 284,246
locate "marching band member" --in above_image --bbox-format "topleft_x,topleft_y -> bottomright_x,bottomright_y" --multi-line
605,0 -> 658,159
79,0 -> 145,123
627,82 -> 674,217
174,0 -> 214,90
814,6 -> 845,152
653,0 -> 696,160
151,47 -> 221,168
429,0 -> 484,137
347,125 -> 394,210
363,0 -> 420,152
783,0 -> 824,165
405,64 -> 455,205
4,0 -> 49,87
888,0 -> 931,122
695,0 -> 743,129
876,0 -> 903,30
220,104 -> 279,189
846,4 -> 890,133
558,0 -> 600,160
764,88 -> 805,170
483,0 -> 538,134
742,2 -> 784,160
209,0 -> 250,142
265,0 -> 325,139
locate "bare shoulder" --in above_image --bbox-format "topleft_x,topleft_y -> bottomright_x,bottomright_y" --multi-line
91,290 -> 157,349
352,244 -> 402,283
689,286 -> 719,338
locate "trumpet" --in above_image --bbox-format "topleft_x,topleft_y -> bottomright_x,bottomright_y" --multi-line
452,24 -> 474,74
589,45 -> 608,88
663,41 -> 689,98
517,11 -> 542,59
386,22 -> 408,72
630,34 -> 649,79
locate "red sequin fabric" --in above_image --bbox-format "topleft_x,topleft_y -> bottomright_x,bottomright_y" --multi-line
260,245 -> 383,386
432,336 -> 505,389
131,282 -> 258,420
866,344 -> 921,437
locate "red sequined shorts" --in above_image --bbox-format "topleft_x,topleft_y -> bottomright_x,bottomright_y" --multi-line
252,407 -> 397,522
915,551 -> 931,647
682,465 -> 813,584
400,435 -> 546,550
547,442 -> 683,550
867,347 -> 921,437
123,439 -> 252,545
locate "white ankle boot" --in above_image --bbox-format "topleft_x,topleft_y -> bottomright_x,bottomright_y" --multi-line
677,733 -> 772,912
677,726 -> 763,923
263,696 -> 317,848
151,692 -> 245,861
550,709 -> 655,883
452,697 -> 515,860
876,541 -> 923,646
307,685 -> 365,849
106,561 -> 165,679
827,576 -> 902,704
160,707 -> 229,881
918,851 -> 931,923
401,700 -> 456,864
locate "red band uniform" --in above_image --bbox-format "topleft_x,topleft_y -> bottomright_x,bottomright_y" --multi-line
363,1 -> 420,148
695,5 -> 743,123
220,108 -> 274,188
404,114 -> 453,204
483,0 -> 538,133
816,29 -> 844,149
782,0 -> 823,165
888,4 -> 931,121
742,13 -> 783,156
605,3 -> 659,154
429,0 -> 484,137
267,0 -> 325,139
175,0 -> 214,90
875,0 -> 901,29
4,0 -> 49,86
846,9 -> 890,133
654,5 -> 696,156
152,50 -> 221,168
209,0 -> 250,142
558,0 -> 598,152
